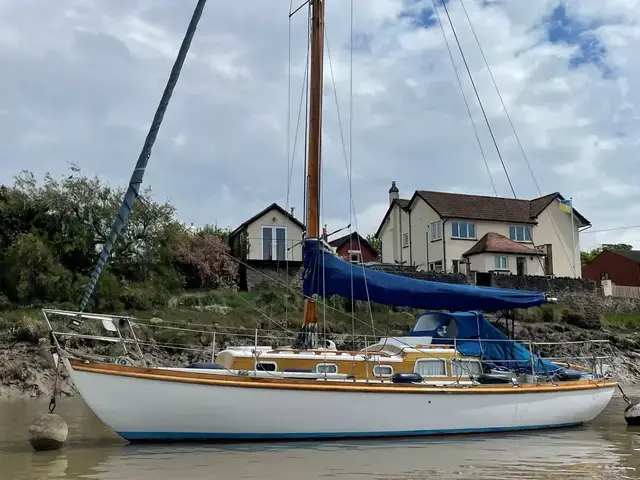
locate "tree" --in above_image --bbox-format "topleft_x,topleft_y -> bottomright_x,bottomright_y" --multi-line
175,232 -> 239,290
580,243 -> 633,266
365,234 -> 382,262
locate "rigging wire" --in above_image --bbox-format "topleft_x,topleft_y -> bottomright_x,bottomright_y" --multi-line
455,0 -> 576,275
134,196 -> 485,373
581,224 -> 640,234
438,0 -> 516,199
283,0 -> 312,326
324,20 -> 377,342
349,0 -> 356,353
431,0 -> 497,197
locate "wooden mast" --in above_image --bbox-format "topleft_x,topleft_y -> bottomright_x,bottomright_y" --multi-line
302,0 -> 325,329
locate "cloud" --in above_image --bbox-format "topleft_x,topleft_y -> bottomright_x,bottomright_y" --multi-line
1,0 -> 639,252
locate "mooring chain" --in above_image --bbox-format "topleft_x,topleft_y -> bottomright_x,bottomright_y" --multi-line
48,347 -> 63,413
618,384 -> 632,406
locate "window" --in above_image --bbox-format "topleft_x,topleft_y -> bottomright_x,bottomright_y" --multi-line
373,365 -> 394,377
430,221 -> 442,241
402,232 -> 410,248
261,226 -> 287,261
494,255 -> 508,270
429,260 -> 443,272
316,363 -> 338,374
451,221 -> 476,239
509,225 -> 532,243
256,362 -> 277,372
348,251 -> 361,264
414,359 -> 447,377
452,259 -> 461,274
451,359 -> 483,377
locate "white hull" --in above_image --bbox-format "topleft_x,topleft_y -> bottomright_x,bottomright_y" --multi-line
64,359 -> 615,442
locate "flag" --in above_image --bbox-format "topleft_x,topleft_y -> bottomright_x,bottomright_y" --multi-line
558,198 -> 573,213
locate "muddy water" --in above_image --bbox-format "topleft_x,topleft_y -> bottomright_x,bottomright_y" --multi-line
1,388 -> 639,479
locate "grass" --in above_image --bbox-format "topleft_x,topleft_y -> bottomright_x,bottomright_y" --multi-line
0,289 -> 419,347
3,288 -> 639,349
604,312 -> 640,331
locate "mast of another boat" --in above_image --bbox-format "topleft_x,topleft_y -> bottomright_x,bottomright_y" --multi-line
300,0 -> 325,348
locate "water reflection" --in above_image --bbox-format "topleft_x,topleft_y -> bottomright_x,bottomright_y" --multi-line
1,391 -> 640,480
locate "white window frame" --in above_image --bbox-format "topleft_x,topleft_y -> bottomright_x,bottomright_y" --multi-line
256,361 -> 278,372
373,365 -> 394,378
430,221 -> 442,241
402,232 -> 410,248
494,255 -> 509,271
260,226 -> 288,261
316,363 -> 338,374
451,220 -> 476,240
451,359 -> 483,378
509,225 -> 532,243
414,358 -> 448,377
348,250 -> 362,264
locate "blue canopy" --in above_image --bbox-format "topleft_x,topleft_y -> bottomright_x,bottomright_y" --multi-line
302,240 -> 547,312
409,311 -> 564,375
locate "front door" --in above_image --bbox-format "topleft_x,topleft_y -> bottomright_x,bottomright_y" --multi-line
516,257 -> 526,276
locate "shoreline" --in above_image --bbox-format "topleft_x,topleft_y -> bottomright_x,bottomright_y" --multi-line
2,317 -> 640,399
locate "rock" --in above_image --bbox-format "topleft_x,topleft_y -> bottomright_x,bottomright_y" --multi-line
28,413 -> 68,451
201,304 -> 231,315
624,402 -> 640,426
150,317 -> 163,325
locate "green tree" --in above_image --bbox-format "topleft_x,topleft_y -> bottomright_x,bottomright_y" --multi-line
365,234 -> 382,262
580,243 -> 633,266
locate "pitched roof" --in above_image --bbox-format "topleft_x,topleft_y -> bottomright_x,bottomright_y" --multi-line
328,231 -> 375,252
374,198 -> 410,238
411,190 -> 590,226
609,249 -> 640,264
229,203 -> 305,238
414,190 -> 534,223
528,192 -> 590,227
462,232 -> 545,257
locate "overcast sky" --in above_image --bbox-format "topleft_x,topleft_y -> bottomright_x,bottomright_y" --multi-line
1,0 -> 638,250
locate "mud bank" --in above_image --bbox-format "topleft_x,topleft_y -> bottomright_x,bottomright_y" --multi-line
1,317 -> 639,398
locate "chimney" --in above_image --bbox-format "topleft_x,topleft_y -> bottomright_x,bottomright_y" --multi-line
290,206 -> 295,217
388,181 -> 399,205
322,224 -> 328,242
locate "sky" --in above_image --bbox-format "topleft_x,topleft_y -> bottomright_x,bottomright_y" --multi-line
1,0 -> 639,251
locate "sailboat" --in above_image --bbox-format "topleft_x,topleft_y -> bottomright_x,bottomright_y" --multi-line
47,0 -> 616,442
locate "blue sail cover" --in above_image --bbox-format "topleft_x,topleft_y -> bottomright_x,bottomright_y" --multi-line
302,240 -> 547,312
409,311 -> 564,375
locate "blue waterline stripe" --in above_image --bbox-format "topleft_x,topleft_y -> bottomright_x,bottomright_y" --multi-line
117,422 -> 583,441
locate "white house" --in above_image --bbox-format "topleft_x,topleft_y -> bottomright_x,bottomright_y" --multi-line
229,203 -> 305,262
375,182 -> 590,278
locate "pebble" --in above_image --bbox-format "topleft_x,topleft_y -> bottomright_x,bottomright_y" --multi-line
28,413 -> 68,451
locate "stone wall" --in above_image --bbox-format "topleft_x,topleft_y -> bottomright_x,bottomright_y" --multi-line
244,261 -> 303,291
366,264 -> 469,284
490,274 -> 596,296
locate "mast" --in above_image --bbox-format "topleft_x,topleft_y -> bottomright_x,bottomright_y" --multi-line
302,0 -> 325,333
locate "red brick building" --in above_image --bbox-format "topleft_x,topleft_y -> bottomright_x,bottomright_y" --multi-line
328,232 -> 379,264
582,249 -> 640,286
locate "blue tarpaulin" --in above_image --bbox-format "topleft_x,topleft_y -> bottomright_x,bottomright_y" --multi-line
302,240 -> 548,313
408,311 -> 565,375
